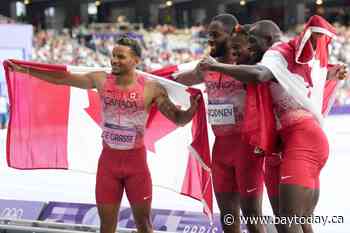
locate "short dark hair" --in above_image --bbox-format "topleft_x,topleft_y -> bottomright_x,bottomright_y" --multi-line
116,35 -> 142,58
252,20 -> 282,42
211,14 -> 239,34
233,24 -> 252,37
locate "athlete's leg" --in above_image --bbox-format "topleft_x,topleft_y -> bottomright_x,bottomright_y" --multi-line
212,136 -> 241,233
265,155 -> 283,233
215,192 -> 241,233
238,150 -> 265,233
125,147 -> 153,233
96,148 -> 124,233
279,184 -> 313,233
301,172 -> 321,233
97,204 -> 121,233
130,201 -> 153,233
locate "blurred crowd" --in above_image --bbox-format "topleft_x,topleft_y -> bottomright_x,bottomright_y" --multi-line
33,23 -> 208,71
0,14 -> 17,24
33,30 -> 110,67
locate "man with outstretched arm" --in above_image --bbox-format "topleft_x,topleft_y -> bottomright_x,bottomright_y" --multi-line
8,36 -> 200,233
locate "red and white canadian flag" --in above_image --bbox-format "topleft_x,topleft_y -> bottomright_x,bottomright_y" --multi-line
3,60 -> 213,220
260,15 -> 341,124
242,16 -> 343,154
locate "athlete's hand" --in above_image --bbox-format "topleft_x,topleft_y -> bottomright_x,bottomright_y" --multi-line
198,56 -> 218,71
7,61 -> 27,73
327,64 -> 348,80
337,64 -> 348,80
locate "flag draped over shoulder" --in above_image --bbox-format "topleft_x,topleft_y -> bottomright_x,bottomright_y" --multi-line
262,15 -> 340,123
243,15 -> 341,154
3,60 -> 213,220
242,83 -> 277,154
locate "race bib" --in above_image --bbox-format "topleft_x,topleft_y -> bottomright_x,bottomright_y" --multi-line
208,104 -> 235,125
102,123 -> 137,150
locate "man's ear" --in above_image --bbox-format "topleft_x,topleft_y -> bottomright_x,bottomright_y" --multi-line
266,35 -> 274,47
133,55 -> 141,65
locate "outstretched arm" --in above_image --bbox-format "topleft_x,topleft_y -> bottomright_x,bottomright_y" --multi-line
7,61 -> 103,89
173,67 -> 205,86
198,56 -> 274,83
147,82 -> 200,126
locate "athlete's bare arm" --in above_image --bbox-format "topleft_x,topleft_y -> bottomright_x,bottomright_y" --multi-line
198,56 -> 274,83
173,67 -> 205,86
7,60 -> 106,89
145,81 -> 200,126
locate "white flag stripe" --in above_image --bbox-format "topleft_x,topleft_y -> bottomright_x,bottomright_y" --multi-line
67,87 -> 102,173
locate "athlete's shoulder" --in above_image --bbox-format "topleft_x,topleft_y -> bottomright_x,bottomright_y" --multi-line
144,79 -> 163,89
88,71 -> 108,78
269,41 -> 294,60
92,72 -> 109,91
145,80 -> 167,98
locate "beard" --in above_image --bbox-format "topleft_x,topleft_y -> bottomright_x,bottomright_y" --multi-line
210,41 -> 227,58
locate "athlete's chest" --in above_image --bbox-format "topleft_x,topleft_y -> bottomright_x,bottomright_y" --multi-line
204,72 -> 244,92
101,83 -> 145,112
